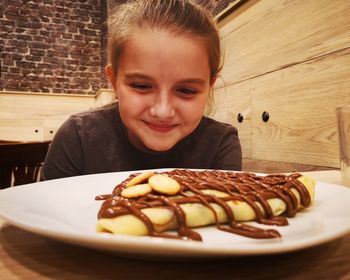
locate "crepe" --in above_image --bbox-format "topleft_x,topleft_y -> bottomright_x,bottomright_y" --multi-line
95,170 -> 315,240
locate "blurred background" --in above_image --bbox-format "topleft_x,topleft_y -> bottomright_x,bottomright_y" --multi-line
0,0 -> 237,95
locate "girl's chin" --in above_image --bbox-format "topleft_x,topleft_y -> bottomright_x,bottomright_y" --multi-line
127,130 -> 177,153
139,139 -> 177,153
144,144 -> 175,153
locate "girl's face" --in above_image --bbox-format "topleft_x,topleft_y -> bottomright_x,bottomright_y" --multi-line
106,29 -> 215,152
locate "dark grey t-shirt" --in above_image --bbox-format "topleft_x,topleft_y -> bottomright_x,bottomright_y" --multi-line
42,103 -> 242,180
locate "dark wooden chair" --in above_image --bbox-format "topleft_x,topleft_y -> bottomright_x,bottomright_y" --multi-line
0,141 -> 51,189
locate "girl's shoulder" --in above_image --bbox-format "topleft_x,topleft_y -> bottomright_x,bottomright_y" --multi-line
72,102 -> 117,116
200,116 -> 238,134
68,102 -> 119,123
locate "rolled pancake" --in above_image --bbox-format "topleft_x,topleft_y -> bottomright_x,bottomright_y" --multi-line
96,170 -> 315,240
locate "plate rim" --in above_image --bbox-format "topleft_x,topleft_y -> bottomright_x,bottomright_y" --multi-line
1,169 -> 350,258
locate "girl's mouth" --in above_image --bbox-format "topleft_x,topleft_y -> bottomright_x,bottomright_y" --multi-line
144,121 -> 177,133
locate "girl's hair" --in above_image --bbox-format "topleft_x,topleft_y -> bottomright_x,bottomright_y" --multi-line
107,0 -> 222,84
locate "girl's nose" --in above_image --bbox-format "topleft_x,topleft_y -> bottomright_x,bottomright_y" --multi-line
150,91 -> 175,119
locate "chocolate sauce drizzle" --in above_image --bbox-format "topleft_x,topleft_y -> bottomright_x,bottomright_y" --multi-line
96,170 -> 312,241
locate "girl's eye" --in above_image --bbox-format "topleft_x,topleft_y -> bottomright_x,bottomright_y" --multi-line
177,87 -> 198,96
130,83 -> 152,91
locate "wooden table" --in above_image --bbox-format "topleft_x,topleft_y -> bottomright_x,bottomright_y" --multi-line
0,170 -> 349,280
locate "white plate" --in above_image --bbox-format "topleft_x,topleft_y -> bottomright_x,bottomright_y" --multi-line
0,169 -> 350,259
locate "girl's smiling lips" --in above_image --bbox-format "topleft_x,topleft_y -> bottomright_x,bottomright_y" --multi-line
143,120 -> 178,132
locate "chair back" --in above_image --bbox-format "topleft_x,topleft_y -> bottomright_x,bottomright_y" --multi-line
0,141 -> 50,189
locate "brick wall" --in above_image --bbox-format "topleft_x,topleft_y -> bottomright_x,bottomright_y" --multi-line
0,0 -> 108,94
0,0 -> 237,95
109,0 -> 238,16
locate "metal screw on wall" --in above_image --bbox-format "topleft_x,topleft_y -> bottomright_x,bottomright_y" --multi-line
237,113 -> 244,123
262,111 -> 270,122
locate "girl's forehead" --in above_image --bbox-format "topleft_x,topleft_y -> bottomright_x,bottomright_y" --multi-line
124,28 -> 209,53
128,26 -> 203,41
117,29 -> 211,81
124,29 -> 208,57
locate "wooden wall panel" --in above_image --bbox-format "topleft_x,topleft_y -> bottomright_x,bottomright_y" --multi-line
251,48 -> 350,168
209,80 -> 252,158
211,0 -> 350,170
217,0 -> 350,87
0,90 -> 114,141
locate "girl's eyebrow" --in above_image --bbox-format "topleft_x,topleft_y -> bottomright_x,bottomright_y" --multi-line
124,72 -> 206,85
179,78 -> 206,85
124,73 -> 153,80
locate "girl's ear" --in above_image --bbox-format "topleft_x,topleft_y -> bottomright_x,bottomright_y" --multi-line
105,64 -> 117,92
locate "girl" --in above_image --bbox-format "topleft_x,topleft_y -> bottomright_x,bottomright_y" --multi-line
42,0 -> 242,180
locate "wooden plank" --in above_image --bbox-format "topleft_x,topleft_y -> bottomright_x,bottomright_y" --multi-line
210,81 -> 252,158
0,93 -> 94,141
242,158 -> 335,173
0,90 -> 114,141
216,0 -> 350,87
0,92 -> 95,117
0,119 -> 46,142
251,48 -> 350,168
